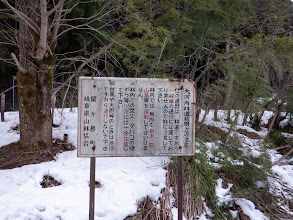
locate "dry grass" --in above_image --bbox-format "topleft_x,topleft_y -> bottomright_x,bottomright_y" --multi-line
125,163 -> 208,220
40,175 -> 62,188
125,165 -> 174,220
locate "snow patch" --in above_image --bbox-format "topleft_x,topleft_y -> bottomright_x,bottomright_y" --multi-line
216,178 -> 233,205
235,198 -> 269,220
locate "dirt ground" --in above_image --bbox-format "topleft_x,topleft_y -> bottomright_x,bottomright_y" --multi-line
0,139 -> 75,169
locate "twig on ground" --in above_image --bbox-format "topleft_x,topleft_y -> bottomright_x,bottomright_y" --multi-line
273,146 -> 293,166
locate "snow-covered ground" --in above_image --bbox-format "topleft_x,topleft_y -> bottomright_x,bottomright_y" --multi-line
0,108 -> 292,219
200,110 -> 293,219
0,109 -> 169,220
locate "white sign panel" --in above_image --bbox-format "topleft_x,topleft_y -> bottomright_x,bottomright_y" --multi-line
77,77 -> 196,157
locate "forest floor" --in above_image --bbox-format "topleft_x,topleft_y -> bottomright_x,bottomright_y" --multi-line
0,139 -> 74,169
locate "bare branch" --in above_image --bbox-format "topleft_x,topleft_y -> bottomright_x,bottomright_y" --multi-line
35,0 -> 48,61
1,0 -> 40,34
0,57 -> 17,66
51,41 -> 114,100
49,0 -> 65,47
56,0 -> 116,38
0,21 -> 18,46
11,52 -> 27,73
47,0 -> 66,17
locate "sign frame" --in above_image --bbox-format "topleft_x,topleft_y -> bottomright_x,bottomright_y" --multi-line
77,77 -> 196,157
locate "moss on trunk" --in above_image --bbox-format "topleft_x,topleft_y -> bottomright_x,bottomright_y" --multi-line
18,70 -> 53,151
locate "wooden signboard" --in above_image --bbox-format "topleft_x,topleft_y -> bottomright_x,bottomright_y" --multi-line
78,77 -> 196,157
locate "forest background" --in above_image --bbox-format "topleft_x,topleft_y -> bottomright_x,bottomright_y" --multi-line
0,0 -> 292,134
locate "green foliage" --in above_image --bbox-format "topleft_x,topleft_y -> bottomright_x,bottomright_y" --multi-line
283,88 -> 293,115
196,124 -> 228,143
183,153 -> 218,201
268,130 -> 287,147
171,150 -> 226,219
141,73 -> 174,79
195,123 -> 278,216
218,161 -> 277,211
107,0 -> 256,79
112,17 -> 168,76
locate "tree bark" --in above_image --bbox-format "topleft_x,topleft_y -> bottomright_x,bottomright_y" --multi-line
214,96 -> 219,121
200,102 -> 211,130
273,102 -> 283,130
18,72 -> 52,150
224,75 -> 234,122
17,0 -> 53,150
267,101 -> 283,135
195,105 -> 202,125
252,99 -> 275,131
267,110 -> 278,135
242,101 -> 252,126
227,108 -> 231,122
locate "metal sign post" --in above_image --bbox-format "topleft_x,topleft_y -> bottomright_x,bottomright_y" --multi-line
89,157 -> 96,220
77,77 -> 196,220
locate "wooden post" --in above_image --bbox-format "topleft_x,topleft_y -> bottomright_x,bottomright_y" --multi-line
178,156 -> 183,220
89,157 -> 96,220
1,93 -> 5,122
63,133 -> 68,143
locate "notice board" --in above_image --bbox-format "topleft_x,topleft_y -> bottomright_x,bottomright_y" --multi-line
77,77 -> 196,157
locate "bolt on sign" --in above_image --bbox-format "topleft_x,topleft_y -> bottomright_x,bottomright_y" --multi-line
77,77 -> 196,157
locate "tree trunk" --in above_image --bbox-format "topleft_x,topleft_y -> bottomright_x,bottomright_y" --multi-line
267,111 -> 278,135
17,0 -> 53,150
273,102 -> 283,130
242,101 -> 252,126
252,99 -> 274,131
252,113 -> 262,131
195,105 -> 202,125
214,96 -> 219,121
200,102 -> 211,130
223,111 -> 239,148
267,101 -> 283,135
227,108 -> 231,122
224,75 -> 234,122
18,72 -> 52,150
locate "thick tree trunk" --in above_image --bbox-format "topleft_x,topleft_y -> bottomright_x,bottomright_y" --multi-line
17,0 -> 53,150
18,72 -> 52,150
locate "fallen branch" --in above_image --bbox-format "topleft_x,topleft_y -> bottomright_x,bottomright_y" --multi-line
272,145 -> 293,166
273,144 -> 291,151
